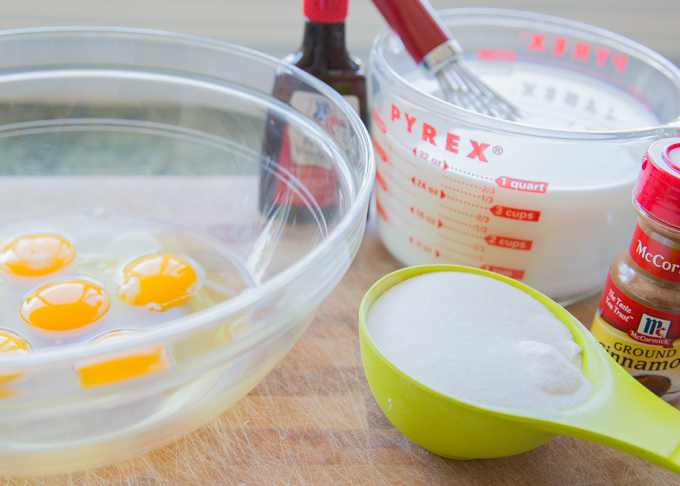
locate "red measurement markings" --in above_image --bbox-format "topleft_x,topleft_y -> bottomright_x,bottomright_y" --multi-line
375,170 -> 388,192
403,157 -> 417,169
442,184 -> 494,203
440,214 -> 488,233
439,207 -> 475,219
390,192 -> 411,210
382,221 -> 414,246
408,237 -> 439,256
412,177 -> 440,197
411,207 -> 442,227
414,148 -> 449,171
379,144 -> 414,176
476,48 -> 517,61
495,176 -> 548,193
414,148 -> 495,182
373,141 -> 388,163
443,174 -> 496,193
441,196 -> 490,211
438,233 -> 486,250
438,243 -> 484,263
490,205 -> 541,222
439,225 -> 485,240
481,264 -> 525,280
372,109 -> 386,134
377,191 -> 412,218
378,199 -> 414,240
384,172 -> 415,198
485,235 -> 533,251
628,85 -> 652,108
387,221 -> 412,240
439,206 -> 491,228
387,138 -> 417,168
444,167 -> 494,182
375,196 -> 388,222
387,159 -> 413,180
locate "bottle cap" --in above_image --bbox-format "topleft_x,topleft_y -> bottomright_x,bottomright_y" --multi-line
304,0 -> 348,23
634,138 -> 680,227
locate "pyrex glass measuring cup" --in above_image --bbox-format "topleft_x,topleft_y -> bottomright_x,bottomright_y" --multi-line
359,265 -> 680,473
369,8 -> 680,304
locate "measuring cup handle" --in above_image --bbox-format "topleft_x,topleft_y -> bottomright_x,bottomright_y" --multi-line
552,360 -> 680,475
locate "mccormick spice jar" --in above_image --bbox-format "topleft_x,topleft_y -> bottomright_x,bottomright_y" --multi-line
591,138 -> 680,401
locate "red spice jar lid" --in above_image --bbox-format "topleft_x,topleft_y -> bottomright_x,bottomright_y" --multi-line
634,138 -> 680,227
304,0 -> 348,23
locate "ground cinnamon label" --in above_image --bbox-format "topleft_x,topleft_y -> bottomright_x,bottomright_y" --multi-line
591,138 -> 680,400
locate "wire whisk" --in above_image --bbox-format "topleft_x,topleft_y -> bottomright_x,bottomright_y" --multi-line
371,0 -> 522,121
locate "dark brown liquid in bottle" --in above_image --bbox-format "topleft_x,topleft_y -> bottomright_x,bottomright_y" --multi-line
290,20 -> 368,125
258,19 -> 367,222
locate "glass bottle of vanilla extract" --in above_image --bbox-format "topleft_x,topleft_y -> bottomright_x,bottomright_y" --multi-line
591,138 -> 680,400
287,0 -> 367,125
258,0 -> 367,221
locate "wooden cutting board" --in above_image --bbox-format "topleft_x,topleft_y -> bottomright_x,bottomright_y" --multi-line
10,216 -> 680,486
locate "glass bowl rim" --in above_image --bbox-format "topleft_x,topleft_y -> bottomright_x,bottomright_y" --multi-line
0,25 -> 376,369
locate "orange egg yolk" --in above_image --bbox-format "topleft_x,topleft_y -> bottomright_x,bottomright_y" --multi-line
118,254 -> 198,311
0,329 -> 31,388
76,330 -> 170,388
0,329 -> 30,355
20,280 -> 110,331
0,234 -> 75,277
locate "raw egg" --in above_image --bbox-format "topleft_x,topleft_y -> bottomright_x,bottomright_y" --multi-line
0,329 -> 31,392
0,234 -> 75,277
117,254 -> 199,311
0,329 -> 31,356
20,279 -> 110,332
75,329 -> 170,388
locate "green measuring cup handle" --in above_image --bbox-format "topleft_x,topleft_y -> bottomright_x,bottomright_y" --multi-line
537,321 -> 680,474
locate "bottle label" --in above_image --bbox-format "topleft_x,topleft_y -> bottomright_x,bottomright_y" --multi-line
591,274 -> 680,397
629,222 -> 680,282
271,90 -> 349,207
288,91 -> 340,170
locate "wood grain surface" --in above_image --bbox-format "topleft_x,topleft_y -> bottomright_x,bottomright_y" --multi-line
0,1 -> 676,483
4,214 -> 680,485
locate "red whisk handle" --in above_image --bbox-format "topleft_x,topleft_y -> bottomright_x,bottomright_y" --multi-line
371,0 -> 451,64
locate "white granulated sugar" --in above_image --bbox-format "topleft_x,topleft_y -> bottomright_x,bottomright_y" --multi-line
366,272 -> 594,412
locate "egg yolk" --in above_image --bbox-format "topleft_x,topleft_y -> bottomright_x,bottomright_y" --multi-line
0,234 -> 75,277
0,329 -> 30,355
118,254 -> 198,311
0,329 -> 31,389
20,280 -> 110,331
76,330 -> 170,388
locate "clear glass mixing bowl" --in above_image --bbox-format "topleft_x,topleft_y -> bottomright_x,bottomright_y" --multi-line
0,27 -> 374,476
369,8 -> 680,304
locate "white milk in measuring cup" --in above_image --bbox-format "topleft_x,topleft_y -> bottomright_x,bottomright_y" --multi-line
369,9 -> 680,304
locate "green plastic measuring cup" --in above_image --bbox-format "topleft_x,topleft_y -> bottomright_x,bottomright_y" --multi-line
358,265 -> 680,474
